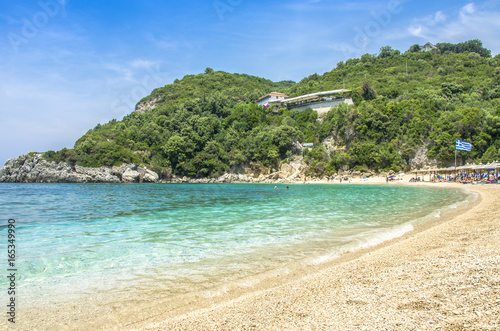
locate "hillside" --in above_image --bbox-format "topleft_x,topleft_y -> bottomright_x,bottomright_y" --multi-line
135,68 -> 295,113
37,40 -> 500,179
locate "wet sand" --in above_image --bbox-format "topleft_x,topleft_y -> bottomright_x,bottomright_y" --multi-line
139,183 -> 500,330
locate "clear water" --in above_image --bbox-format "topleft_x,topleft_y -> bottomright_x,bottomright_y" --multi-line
0,183 -> 470,307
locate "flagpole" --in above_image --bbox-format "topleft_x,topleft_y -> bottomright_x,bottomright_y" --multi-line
455,148 -> 457,182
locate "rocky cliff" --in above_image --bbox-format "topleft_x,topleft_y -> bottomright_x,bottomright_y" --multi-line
1,152 -> 426,184
0,153 -> 311,184
134,96 -> 161,113
0,153 -> 159,183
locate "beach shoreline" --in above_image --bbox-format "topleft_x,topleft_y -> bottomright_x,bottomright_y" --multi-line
13,181 -> 499,330
136,181 -> 499,330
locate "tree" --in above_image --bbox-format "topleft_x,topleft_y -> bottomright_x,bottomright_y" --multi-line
379,45 -> 395,58
162,136 -> 193,170
481,146 -> 499,163
436,40 -> 491,58
361,81 -> 377,100
408,44 -> 421,53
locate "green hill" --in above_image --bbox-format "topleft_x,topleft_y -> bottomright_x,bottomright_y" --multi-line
44,40 -> 500,178
137,68 -> 295,112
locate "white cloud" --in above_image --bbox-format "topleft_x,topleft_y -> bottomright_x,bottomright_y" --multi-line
403,2 -> 500,54
131,59 -> 159,69
460,3 -> 476,17
408,25 -> 424,37
434,11 -> 446,23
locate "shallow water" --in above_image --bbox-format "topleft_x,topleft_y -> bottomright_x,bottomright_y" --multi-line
0,183 -> 470,308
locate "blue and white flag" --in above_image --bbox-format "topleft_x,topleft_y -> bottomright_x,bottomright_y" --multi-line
456,140 -> 472,151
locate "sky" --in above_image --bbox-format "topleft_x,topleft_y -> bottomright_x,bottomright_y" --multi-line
1,0 -> 499,166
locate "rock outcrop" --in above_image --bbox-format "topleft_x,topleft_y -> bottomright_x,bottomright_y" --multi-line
2,152 -> 400,184
0,153 -> 313,184
409,146 -> 438,169
0,153 -> 159,183
134,96 -> 161,113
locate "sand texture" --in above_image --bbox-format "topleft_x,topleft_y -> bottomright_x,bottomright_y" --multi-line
141,184 -> 500,330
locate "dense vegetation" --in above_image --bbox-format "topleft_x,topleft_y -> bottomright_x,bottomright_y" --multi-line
45,40 -> 500,178
137,67 -> 294,110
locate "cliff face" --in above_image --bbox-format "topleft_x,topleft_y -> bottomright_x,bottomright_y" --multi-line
0,153 -> 302,184
134,96 -> 161,113
0,154 -> 159,183
0,148 -> 441,184
409,146 -> 438,169
0,153 -> 311,184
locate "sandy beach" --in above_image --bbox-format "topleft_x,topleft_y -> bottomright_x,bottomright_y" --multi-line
134,182 -> 500,330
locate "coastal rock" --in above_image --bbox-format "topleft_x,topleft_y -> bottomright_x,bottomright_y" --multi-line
273,159 -> 307,181
75,165 -> 120,183
156,173 -> 256,184
244,163 -> 269,178
138,167 -> 159,183
351,170 -> 362,178
122,169 -> 141,183
0,153 -> 156,184
410,146 -> 437,169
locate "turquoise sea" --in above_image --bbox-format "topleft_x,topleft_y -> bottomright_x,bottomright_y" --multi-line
0,183 -> 471,311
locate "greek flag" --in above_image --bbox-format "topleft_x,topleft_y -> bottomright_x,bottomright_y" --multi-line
456,140 -> 472,151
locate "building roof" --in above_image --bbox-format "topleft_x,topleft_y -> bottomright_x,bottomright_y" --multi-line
256,92 -> 289,102
420,42 -> 437,49
283,89 -> 351,104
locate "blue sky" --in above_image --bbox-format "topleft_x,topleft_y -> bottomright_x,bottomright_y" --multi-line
1,0 -> 499,166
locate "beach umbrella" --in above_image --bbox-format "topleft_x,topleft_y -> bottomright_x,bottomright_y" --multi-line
486,161 -> 500,169
482,161 -> 499,181
483,161 -> 494,170
456,163 -> 473,171
472,163 -> 487,170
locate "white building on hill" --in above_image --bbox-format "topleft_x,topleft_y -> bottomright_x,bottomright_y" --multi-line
420,42 -> 437,51
256,89 -> 352,114
256,92 -> 289,106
